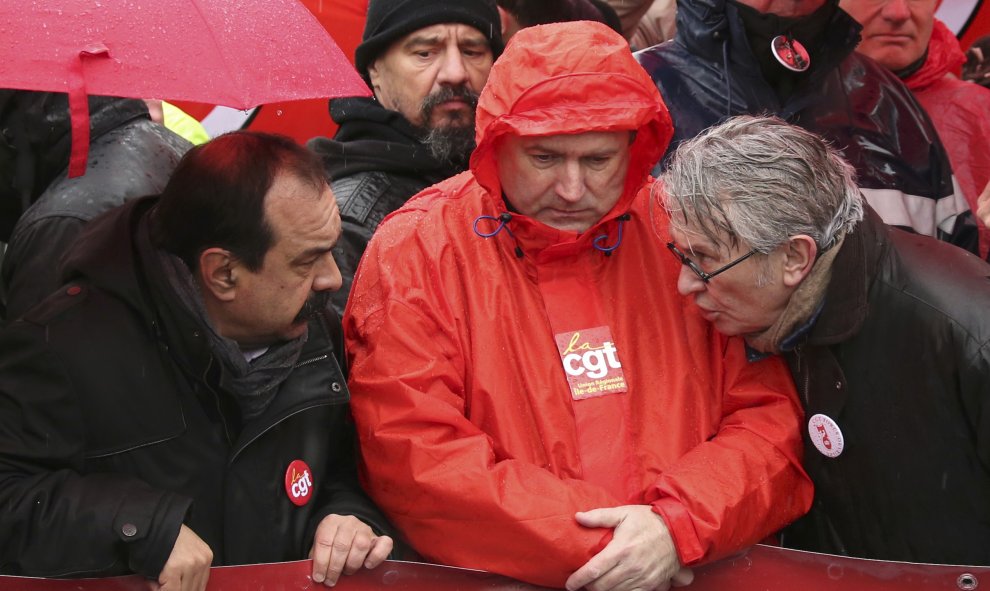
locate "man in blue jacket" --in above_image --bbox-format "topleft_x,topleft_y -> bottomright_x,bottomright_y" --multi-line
636,0 -> 978,253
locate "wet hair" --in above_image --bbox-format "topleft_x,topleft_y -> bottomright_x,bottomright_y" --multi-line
658,115 -> 863,255
151,130 -> 327,271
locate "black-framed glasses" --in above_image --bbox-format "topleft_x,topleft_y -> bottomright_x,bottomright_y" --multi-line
666,242 -> 758,284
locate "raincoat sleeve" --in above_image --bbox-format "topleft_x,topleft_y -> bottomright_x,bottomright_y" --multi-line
645,338 -> 813,565
344,212 -> 621,588
0,321 -> 190,578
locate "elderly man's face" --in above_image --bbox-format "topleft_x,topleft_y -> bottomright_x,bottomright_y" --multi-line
368,23 -> 493,130
221,174 -> 343,348
840,0 -> 936,71
496,131 -> 632,233
667,220 -> 792,338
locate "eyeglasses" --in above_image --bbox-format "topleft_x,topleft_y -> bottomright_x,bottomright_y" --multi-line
666,242 -> 758,284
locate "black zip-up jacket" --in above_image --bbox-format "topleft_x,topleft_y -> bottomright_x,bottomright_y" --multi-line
636,0 -> 978,253
0,197 -> 390,578
781,208 -> 990,564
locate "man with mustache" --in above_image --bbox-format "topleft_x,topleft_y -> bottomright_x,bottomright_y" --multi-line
308,0 -> 503,315
0,132 -> 394,590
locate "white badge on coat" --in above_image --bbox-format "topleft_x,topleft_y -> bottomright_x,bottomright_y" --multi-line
554,326 -> 628,400
771,35 -> 810,72
808,413 -> 844,458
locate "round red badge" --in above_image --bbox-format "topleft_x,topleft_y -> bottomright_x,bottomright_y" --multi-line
807,414 -> 844,458
284,459 -> 314,506
771,35 -> 810,73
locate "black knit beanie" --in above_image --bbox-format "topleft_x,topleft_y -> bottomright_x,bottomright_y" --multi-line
355,0 -> 504,80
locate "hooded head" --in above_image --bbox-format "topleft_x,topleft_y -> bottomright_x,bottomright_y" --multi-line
355,0 -> 504,81
471,21 -> 672,224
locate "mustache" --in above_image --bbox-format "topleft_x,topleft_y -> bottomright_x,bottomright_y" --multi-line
420,85 -> 479,119
293,290 -> 331,325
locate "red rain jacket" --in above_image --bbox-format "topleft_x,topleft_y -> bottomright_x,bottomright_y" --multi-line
345,22 -> 812,588
906,19 -> 990,257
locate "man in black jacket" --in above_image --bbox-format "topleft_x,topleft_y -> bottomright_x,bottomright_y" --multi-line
661,115 -> 990,565
0,132 -> 394,589
636,0 -> 979,254
308,0 -> 503,315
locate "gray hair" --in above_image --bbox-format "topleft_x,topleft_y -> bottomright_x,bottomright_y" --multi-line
658,115 -> 864,255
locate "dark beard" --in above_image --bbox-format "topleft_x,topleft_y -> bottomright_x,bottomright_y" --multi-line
292,289 -> 331,325
418,86 -> 479,169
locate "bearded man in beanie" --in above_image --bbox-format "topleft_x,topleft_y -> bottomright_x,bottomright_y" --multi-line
309,0 -> 502,315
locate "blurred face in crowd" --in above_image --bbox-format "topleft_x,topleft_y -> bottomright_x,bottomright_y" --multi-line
368,23 -> 493,130
840,0 -> 937,70
496,131 -> 632,233
667,219 -> 795,339
213,173 -> 343,348
732,0 -> 827,17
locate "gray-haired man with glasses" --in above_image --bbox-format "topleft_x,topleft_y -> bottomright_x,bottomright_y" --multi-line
661,114 -> 990,566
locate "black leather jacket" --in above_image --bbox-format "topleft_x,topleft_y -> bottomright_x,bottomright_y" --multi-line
0,197 -> 390,578
636,0 -> 978,253
781,208 -> 990,564
309,97 -> 464,316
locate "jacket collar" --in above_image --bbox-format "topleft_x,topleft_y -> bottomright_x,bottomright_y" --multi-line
804,206 -> 889,346
675,0 -> 862,88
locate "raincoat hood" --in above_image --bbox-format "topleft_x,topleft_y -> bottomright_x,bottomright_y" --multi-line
903,19 -> 966,91
470,21 -> 672,225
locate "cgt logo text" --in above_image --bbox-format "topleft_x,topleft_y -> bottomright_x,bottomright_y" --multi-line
291,469 -> 313,499
284,459 -> 314,506
561,332 -> 622,379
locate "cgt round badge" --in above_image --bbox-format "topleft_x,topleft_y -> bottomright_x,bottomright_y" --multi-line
808,414 -> 844,458
771,35 -> 810,72
284,459 -> 314,506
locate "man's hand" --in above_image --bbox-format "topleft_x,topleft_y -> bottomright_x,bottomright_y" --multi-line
976,180 -> 990,229
309,514 -> 393,586
565,505 -> 694,591
152,524 -> 213,591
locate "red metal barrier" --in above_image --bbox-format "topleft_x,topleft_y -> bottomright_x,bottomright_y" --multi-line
2,546 -> 987,591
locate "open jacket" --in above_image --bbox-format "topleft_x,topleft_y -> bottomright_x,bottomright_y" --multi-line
0,197 -> 390,578
344,22 -> 812,588
636,0 -> 977,253
781,208 -> 990,564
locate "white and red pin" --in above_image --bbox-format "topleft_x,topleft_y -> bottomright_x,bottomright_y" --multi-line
771,35 -> 810,72
284,459 -> 314,506
808,414 -> 844,458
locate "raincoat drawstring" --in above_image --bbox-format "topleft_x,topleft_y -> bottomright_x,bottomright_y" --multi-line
473,212 -> 524,258
593,213 -> 631,256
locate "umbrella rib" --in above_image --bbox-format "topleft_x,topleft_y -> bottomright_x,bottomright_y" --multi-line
187,0 -> 250,108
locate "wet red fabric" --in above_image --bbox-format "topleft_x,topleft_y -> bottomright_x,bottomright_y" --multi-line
906,19 -> 990,256
345,22 -> 812,588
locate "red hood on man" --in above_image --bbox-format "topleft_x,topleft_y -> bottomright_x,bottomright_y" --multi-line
904,18 -> 966,91
470,21 -> 673,224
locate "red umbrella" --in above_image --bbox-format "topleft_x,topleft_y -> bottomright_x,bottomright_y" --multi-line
0,0 -> 370,176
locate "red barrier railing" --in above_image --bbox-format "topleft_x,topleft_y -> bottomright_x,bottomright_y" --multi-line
1,545 -> 986,590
